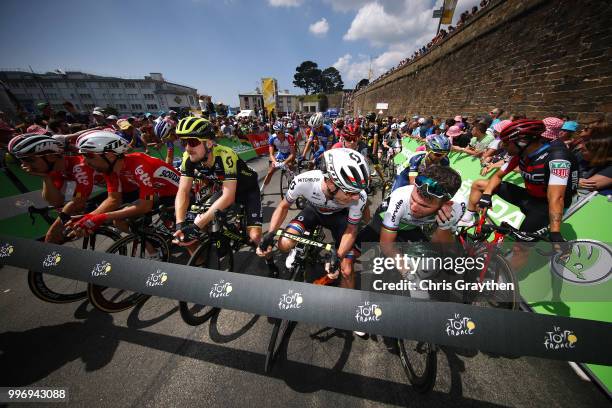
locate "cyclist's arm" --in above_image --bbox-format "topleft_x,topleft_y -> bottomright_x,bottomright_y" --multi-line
61,196 -> 87,215
482,167 -> 508,195
41,176 -> 64,207
268,144 -> 276,163
302,139 -> 312,158
286,142 -> 296,162
90,191 -> 123,215
103,198 -> 154,221
337,223 -> 358,259
547,184 -> 566,234
194,180 -> 237,229
175,176 -> 193,224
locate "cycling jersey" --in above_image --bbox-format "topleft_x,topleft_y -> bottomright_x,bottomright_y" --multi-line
393,152 -> 450,191
285,170 -> 367,224
381,185 -> 466,232
382,131 -> 401,149
500,143 -> 578,207
308,125 -> 335,150
105,152 -> 179,200
180,144 -> 258,200
49,156 -> 97,200
268,133 -> 295,161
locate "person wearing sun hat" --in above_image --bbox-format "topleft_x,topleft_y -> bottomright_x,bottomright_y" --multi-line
541,117 -> 565,146
116,118 -> 142,151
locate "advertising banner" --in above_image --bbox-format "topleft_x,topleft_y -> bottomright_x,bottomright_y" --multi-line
246,132 -> 270,155
262,78 -> 277,115
441,0 -> 458,25
216,137 -> 257,161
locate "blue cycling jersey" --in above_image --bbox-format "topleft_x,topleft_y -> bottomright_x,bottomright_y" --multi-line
392,152 -> 450,191
308,125 -> 335,150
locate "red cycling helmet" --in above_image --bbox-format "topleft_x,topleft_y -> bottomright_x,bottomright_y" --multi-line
499,119 -> 545,143
341,124 -> 360,142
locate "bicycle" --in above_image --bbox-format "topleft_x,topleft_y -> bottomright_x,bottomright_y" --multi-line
279,159 -> 307,209
456,208 -> 549,310
178,202 -> 253,326
264,227 -> 330,373
87,205 -> 189,313
26,205 -> 121,304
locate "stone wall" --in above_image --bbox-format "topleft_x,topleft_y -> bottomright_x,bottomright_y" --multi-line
352,0 -> 612,123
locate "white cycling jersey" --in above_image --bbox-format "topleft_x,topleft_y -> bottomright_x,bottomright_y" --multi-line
383,131 -> 401,149
381,185 -> 467,231
285,170 -> 367,224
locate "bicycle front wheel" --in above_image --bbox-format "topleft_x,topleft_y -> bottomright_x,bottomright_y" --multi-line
88,232 -> 169,313
28,226 -> 121,304
397,339 -> 437,393
179,240 -> 234,326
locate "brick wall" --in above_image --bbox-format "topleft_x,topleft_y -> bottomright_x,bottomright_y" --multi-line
352,0 -> 612,123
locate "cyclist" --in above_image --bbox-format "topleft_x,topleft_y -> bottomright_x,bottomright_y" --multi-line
260,121 -> 296,195
154,118 -> 178,165
172,117 -> 266,264
379,122 -> 402,164
68,131 -> 179,237
393,134 -> 451,191
257,148 -> 370,289
301,113 -> 335,158
351,165 -> 464,279
8,134 -> 98,244
459,119 -> 579,242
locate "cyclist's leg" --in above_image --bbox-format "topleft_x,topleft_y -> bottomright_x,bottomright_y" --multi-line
278,205 -> 318,252
261,160 -> 278,191
243,189 -> 263,245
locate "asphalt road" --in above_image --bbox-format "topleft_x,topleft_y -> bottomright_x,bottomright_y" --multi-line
0,155 -> 609,408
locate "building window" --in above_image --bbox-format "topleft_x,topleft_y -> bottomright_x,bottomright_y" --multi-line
144,94 -> 154,100
140,82 -> 150,88
46,93 -> 58,99
127,94 -> 138,100
41,82 -> 54,88
75,82 -> 87,88
189,95 -> 195,105
109,82 -> 120,88
146,104 -> 158,110
131,104 -> 143,110
79,93 -> 92,99
124,82 -> 135,88
118,104 -> 128,110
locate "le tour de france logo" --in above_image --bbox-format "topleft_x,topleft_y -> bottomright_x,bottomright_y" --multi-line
0,243 -> 15,258
42,251 -> 62,267
91,261 -> 112,277
146,269 -> 169,287
544,326 -> 578,350
550,240 -> 612,285
355,301 -> 382,323
210,279 -> 233,299
446,313 -> 477,336
279,289 -> 303,310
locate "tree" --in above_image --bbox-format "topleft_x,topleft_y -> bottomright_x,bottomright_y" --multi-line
320,67 -> 344,93
293,61 -> 322,95
356,78 -> 369,90
215,103 -> 228,117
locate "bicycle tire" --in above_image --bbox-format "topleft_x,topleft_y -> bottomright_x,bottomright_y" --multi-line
264,263 -> 302,373
484,253 -> 518,310
279,169 -> 289,199
397,339 -> 438,393
88,232 -> 169,313
27,226 -> 121,304
179,239 -> 234,326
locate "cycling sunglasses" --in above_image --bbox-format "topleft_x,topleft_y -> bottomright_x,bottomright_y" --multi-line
414,175 -> 451,200
180,138 -> 203,147
429,151 -> 448,158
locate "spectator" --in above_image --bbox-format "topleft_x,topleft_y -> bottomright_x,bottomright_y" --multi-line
577,126 -> 612,195
489,107 -> 504,129
91,109 -> 106,127
461,122 -> 494,156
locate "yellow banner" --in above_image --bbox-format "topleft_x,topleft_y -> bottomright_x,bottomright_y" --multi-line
441,0 -> 458,25
262,78 -> 276,114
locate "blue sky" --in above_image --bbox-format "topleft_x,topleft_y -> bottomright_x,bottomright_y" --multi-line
0,0 -> 479,106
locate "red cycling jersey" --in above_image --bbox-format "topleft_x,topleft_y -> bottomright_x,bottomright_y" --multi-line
104,152 -> 180,200
49,156 -> 96,200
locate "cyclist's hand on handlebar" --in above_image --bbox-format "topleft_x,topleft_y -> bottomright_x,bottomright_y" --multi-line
256,232 -> 275,257
478,193 -> 493,209
549,231 -> 572,261
66,213 -> 107,238
173,222 -> 199,246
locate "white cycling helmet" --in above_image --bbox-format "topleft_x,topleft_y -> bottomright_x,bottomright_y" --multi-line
8,134 -> 63,158
321,148 -> 370,193
76,130 -> 129,154
154,119 -> 175,140
390,123 -> 400,131
308,113 -> 324,128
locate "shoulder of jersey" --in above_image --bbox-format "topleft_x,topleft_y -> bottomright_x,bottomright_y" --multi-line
295,169 -> 322,182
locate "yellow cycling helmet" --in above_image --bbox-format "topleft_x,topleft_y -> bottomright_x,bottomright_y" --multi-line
176,117 -> 216,139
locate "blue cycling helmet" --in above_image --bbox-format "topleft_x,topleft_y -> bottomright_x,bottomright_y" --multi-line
272,121 -> 285,132
426,134 -> 451,152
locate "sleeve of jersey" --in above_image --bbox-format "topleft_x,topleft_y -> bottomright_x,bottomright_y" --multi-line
72,165 -> 95,199
347,192 -> 367,224
548,157 -> 572,186
268,135 -> 275,145
179,151 -> 195,178
221,151 -> 238,181
408,155 -> 422,176
104,173 -> 121,194
285,177 -> 305,204
381,191 -> 404,232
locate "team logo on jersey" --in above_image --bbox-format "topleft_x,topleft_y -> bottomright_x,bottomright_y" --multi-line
550,240 -> 612,285
549,160 -> 570,179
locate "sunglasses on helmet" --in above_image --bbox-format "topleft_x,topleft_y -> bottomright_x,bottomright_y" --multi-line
180,138 -> 204,147
414,175 -> 451,200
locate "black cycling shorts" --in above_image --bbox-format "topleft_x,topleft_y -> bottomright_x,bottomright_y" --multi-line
287,205 -> 349,248
204,188 -> 262,228
496,182 -> 549,233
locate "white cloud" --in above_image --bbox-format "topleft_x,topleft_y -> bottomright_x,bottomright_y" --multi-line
334,0 -> 481,86
268,0 -> 303,7
309,18 -> 329,37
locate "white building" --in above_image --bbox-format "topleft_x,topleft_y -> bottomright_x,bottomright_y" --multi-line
238,88 -> 301,115
0,70 -> 199,115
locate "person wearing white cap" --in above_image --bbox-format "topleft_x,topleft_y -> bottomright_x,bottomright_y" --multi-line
91,109 -> 106,127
